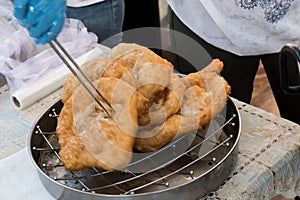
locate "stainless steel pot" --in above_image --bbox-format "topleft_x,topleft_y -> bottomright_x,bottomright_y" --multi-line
28,98 -> 241,199
280,44 -> 300,94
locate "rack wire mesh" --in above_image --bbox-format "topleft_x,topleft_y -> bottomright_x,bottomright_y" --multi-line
29,98 -> 240,199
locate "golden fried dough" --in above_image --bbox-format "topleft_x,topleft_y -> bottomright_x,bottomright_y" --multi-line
61,57 -> 108,103
134,86 -> 211,152
101,58 -> 137,86
61,57 -> 138,103
109,43 -> 173,71
57,43 -> 231,169
139,72 -> 186,126
134,59 -> 231,152
136,62 -> 172,99
183,59 -> 231,116
109,43 -> 146,67
57,77 -> 146,171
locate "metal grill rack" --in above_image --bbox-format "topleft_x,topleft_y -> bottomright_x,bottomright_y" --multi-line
29,99 -> 240,199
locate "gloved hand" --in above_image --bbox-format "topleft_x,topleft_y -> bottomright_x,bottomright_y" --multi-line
14,0 -> 66,44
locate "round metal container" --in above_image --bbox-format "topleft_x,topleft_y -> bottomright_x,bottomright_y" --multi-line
28,98 -> 241,199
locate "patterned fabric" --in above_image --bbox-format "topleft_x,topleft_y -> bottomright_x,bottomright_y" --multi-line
167,0 -> 300,55
239,0 -> 295,23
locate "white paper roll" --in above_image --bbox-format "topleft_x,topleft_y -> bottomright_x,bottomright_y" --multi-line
10,46 -> 109,110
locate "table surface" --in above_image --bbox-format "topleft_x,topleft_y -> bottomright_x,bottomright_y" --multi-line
0,84 -> 299,200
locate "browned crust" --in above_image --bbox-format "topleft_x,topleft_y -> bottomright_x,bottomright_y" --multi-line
57,77 -> 142,171
57,43 -> 231,169
134,59 -> 231,152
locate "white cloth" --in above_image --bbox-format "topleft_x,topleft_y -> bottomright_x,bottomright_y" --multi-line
167,0 -> 300,56
67,0 -> 105,7
0,148 -> 55,200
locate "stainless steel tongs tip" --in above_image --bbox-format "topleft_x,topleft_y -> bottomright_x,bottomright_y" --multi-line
48,39 -> 113,117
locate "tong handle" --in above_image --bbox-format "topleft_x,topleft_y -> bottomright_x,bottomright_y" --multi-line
49,39 -> 113,116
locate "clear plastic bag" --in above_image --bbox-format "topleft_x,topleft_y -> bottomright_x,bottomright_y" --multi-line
0,18 -> 98,91
0,0 -> 20,42
0,0 -> 20,86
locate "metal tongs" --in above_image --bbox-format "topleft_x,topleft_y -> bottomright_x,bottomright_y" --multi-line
48,39 -> 113,117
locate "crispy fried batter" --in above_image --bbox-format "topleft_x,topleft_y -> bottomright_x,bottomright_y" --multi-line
61,57 -> 137,103
109,43 -> 173,71
136,62 -> 172,99
138,72 -> 186,127
134,59 -> 231,152
57,77 -> 146,171
109,43 -> 178,127
61,57 -> 108,103
183,59 -> 231,116
57,43 -> 231,169
101,58 -> 137,86
134,86 -> 212,152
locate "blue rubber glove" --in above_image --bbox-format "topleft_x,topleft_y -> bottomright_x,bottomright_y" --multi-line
14,0 -> 66,44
